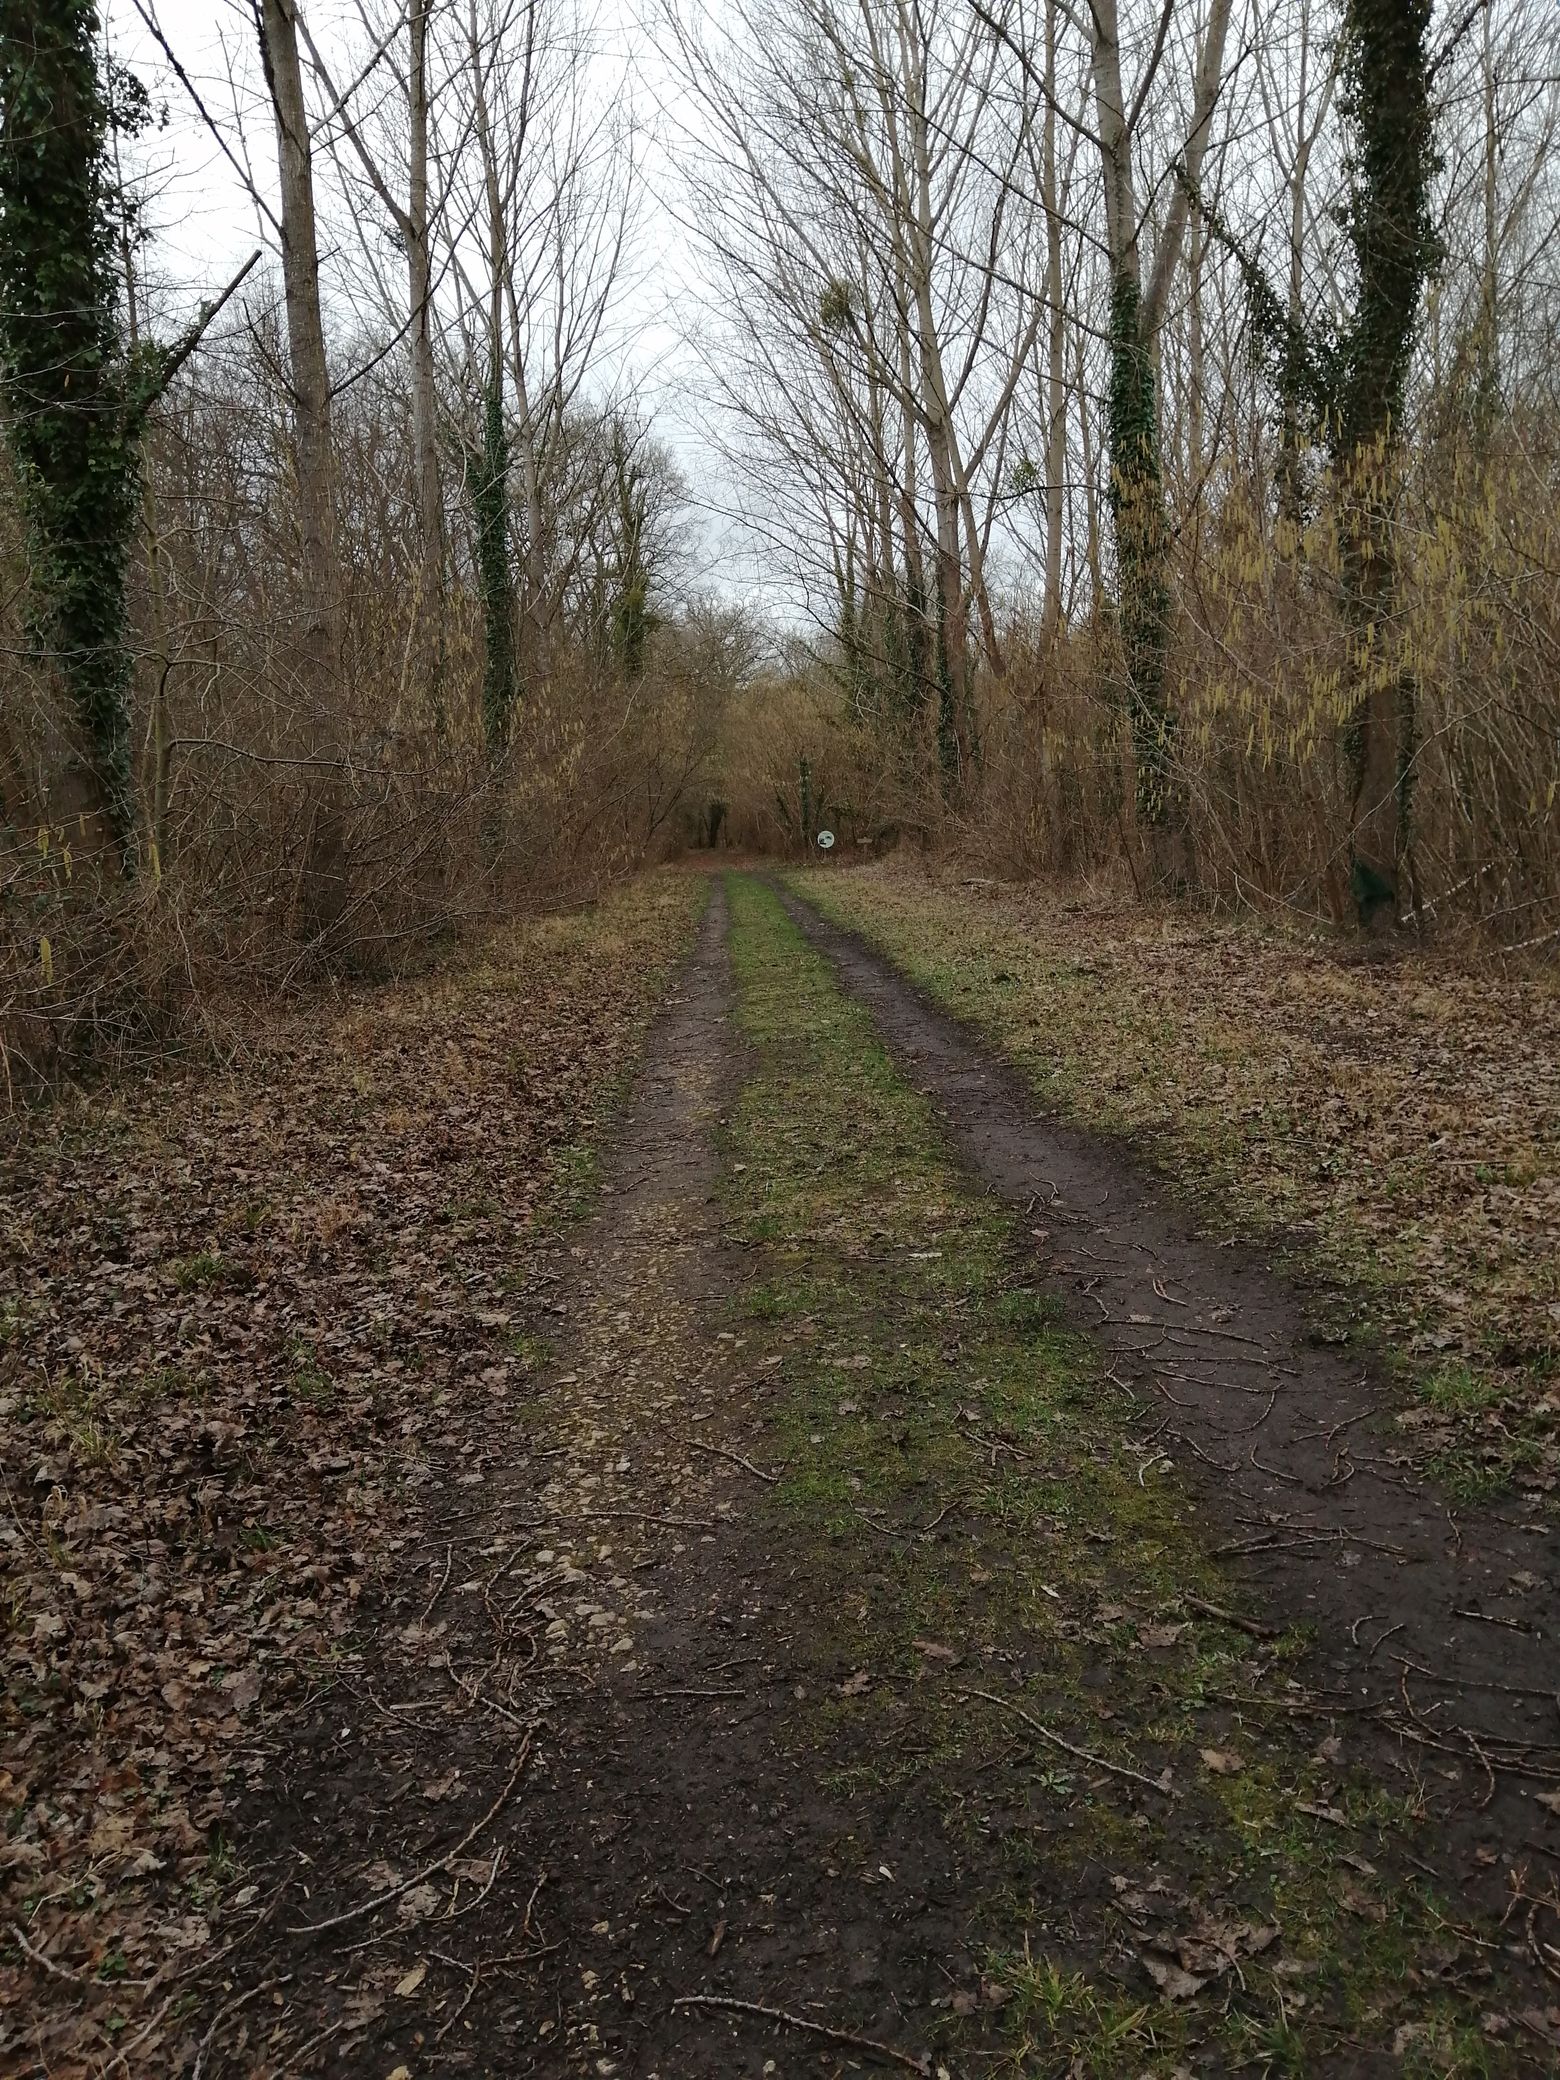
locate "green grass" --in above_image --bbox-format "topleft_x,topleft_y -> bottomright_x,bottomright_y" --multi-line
288,1341 -> 336,1410
790,869 -> 1559,1501
167,1249 -> 230,1292
719,871 -> 1535,2078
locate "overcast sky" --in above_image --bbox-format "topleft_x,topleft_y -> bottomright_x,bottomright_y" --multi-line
107,0 -> 772,605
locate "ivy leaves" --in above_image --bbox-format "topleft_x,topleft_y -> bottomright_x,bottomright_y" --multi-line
0,1 -> 159,860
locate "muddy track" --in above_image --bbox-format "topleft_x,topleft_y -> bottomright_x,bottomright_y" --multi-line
775,879 -> 1560,1900
213,885 -> 1004,2077
180,870 -> 1560,2076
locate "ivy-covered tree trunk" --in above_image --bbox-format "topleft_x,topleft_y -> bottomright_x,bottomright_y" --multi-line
470,28 -> 518,772
1085,0 -> 1229,890
1332,0 -> 1438,929
610,425 -> 652,683
476,382 -> 517,757
1105,274 -> 1183,871
406,0 -> 445,722
1183,0 -> 1434,929
0,0 -> 141,866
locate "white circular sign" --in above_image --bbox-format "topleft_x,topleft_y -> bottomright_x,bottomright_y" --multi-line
816,829 -> 836,850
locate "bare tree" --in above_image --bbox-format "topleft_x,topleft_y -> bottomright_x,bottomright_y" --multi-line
298,0 -> 450,709
664,0 -> 1047,783
253,0 -> 349,929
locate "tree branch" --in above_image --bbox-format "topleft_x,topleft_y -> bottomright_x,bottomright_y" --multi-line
130,250 -> 262,426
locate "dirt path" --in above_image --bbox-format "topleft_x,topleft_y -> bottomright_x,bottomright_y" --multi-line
216,881 -> 768,2074
774,880 -> 1560,1891
201,881 -> 1024,2077
13,869 -> 1560,2076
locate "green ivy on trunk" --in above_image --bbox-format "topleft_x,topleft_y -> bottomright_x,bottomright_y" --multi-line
1189,0 -> 1439,926
0,0 -> 152,865
1105,273 -> 1181,857
475,382 -> 516,757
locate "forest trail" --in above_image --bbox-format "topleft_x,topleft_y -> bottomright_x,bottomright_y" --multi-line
9,870 -> 1560,2077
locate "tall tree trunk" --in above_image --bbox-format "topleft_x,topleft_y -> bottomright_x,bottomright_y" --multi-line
0,0 -> 140,867
406,0 -> 444,713
1090,0 -> 1181,876
1106,271 -> 1180,863
1277,126 -> 1309,529
502,295 -> 550,693
1040,0 -> 1067,648
1276,0 -> 1334,532
1075,320 -> 1103,612
1186,210 -> 1206,526
476,382 -> 515,754
471,2 -> 517,760
1333,0 -> 1438,928
257,0 -> 346,936
1472,1 -> 1500,434
114,175 -> 175,875
866,341 -> 899,717
958,478 -> 1003,677
912,258 -> 970,784
928,425 -> 968,788
1088,0 -> 1229,887
896,318 -> 932,734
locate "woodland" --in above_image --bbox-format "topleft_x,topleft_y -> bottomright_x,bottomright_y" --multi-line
0,0 -> 1557,1080
5,2 -> 1560,2077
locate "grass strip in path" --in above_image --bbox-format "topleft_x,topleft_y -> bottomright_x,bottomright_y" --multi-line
723,871 -> 1554,2079
790,863 -> 1560,1503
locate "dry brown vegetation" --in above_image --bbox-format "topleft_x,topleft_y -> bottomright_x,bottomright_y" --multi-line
5,0 -> 1558,1107
714,425 -> 1560,944
0,341 -> 743,1088
684,0 -> 1560,951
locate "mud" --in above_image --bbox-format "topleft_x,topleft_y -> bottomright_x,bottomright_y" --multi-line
209,886 -> 998,2077
191,874 -> 1560,2077
777,878 -> 1560,1916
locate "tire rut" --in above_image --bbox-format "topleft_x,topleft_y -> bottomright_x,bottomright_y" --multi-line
774,876 -> 1560,1893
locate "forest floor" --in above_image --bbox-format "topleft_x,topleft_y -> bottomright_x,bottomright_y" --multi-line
5,866 -> 1560,2078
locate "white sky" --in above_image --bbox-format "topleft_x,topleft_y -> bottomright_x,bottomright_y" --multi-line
108,0 -> 768,603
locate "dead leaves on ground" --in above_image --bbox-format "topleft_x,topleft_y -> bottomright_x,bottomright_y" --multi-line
0,879 -> 698,2076
1113,1876 -> 1279,2002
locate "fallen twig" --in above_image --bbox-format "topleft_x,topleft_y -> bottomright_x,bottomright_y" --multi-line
9,1922 -> 92,1985
419,1541 -> 454,1626
1249,1442 -> 1304,1486
1452,1606 -> 1539,1637
644,1686 -> 748,1700
578,1509 -> 719,1531
1524,1897 -> 1560,1985
1391,1652 -> 1560,1703
669,1992 -> 935,2073
686,1438 -> 783,1484
190,1978 -> 287,2079
290,1733 -> 534,1934
1213,1529 -> 1407,1560
1183,1594 -> 1278,1640
1164,1425 -> 1238,1474
433,1953 -> 482,2041
444,1846 -> 507,1921
962,1687 -> 1174,1797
